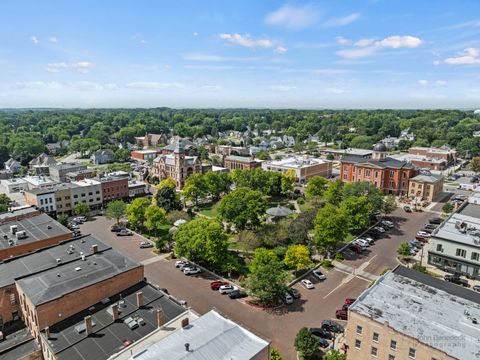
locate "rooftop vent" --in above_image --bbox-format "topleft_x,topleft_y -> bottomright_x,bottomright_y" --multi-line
56,258 -> 61,264
75,267 -> 81,271
185,343 -> 190,352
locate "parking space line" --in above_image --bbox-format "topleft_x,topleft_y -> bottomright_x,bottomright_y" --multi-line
323,273 -> 354,299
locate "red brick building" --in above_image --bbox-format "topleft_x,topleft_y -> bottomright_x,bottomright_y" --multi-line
340,143 -> 417,195
223,155 -> 262,171
100,176 -> 129,202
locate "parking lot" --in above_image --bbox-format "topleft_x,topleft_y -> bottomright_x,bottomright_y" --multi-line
77,207 -> 442,358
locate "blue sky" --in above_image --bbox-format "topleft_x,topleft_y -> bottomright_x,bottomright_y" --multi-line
1,0 -> 480,108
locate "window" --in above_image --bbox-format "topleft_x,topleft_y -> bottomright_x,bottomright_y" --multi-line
389,356 -> 395,360
81,193 -> 86,197
88,192 -> 93,196
371,347 -> 378,357
436,244 -> 443,252
355,339 -> 361,349
74,194 -> 78,199
40,199 -> 44,205
390,340 -> 397,350
356,325 -> 363,335
472,252 -> 479,261
372,332 -> 379,342
343,175 -> 347,180
358,169 -> 362,175
366,170 -> 371,177
9,293 -> 16,305
409,348 -> 416,358
456,248 -> 466,258
390,170 -> 394,178
375,171 -> 378,178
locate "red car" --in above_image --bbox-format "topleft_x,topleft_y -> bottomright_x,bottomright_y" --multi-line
336,309 -> 348,320
415,236 -> 429,243
210,280 -> 228,290
344,298 -> 356,305
349,244 -> 363,254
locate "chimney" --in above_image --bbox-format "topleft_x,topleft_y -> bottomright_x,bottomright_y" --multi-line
136,291 -> 143,308
111,303 -> 119,321
181,317 -> 189,328
84,315 -> 92,336
91,244 -> 98,254
156,308 -> 165,328
44,327 -> 50,339
185,343 -> 190,352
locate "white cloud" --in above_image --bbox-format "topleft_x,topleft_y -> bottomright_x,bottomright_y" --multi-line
183,53 -> 225,62
433,60 -> 441,65
14,81 -> 62,90
324,86 -> 347,94
336,46 -> 377,58
125,82 -> 185,90
219,33 -> 273,49
335,36 -> 351,46
418,79 -> 429,86
264,4 -> 319,30
73,81 -> 104,91
201,84 -> 222,91
132,34 -> 148,44
271,85 -> 297,92
444,47 -> 480,65
49,37 -> 58,43
274,46 -> 288,54
376,35 -> 422,48
46,62 -> 95,73
193,32 -> 199,37
354,38 -> 376,47
436,80 -> 447,86
324,13 -> 360,27
30,36 -> 39,44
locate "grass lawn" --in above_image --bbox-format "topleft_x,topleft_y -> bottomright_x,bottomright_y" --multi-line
228,238 -> 251,252
198,202 -> 220,218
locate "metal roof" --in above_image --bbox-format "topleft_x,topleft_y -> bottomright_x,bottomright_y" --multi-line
350,266 -> 480,360
127,310 -> 269,360
432,203 -> 480,247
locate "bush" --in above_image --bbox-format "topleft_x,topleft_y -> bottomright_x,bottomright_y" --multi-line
297,197 -> 305,205
397,242 -> 411,256
412,263 -> 427,273
321,259 -> 333,269
294,327 -> 321,359
442,202 -> 454,214
335,253 -> 344,261
288,203 -> 295,211
193,206 -> 200,212
271,348 -> 282,360
166,210 -> 190,225
273,246 -> 288,260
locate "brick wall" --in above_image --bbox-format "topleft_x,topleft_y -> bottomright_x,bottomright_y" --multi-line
0,233 -> 72,261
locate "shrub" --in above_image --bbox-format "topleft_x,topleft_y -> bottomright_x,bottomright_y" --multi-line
193,206 -> 199,212
297,197 -> 305,205
321,259 -> 333,269
273,246 -> 288,260
294,327 -> 321,359
271,348 -> 282,360
335,253 -> 344,261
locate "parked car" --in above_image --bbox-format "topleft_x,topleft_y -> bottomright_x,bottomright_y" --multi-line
73,216 -> 87,223
373,226 -> 386,233
354,239 -> 370,247
321,320 -> 344,333
229,290 -> 247,299
403,205 -> 413,213
316,337 -> 329,348
309,328 -> 334,340
364,231 -> 379,239
349,244 -> 363,254
210,280 -> 228,290
282,291 -> 294,304
69,222 -> 79,230
344,298 -> 356,305
312,269 -> 327,280
381,220 -> 394,228
287,288 -> 301,299
175,260 -> 188,268
429,217 -> 443,225
219,285 -> 238,294
416,231 -> 431,238
352,240 -> 369,250
184,267 -> 202,275
110,225 -> 124,232
409,239 -> 423,248
139,241 -> 153,248
363,236 -> 375,244
424,223 -> 438,230
444,275 -> 470,287
473,285 -> 480,292
178,262 -> 192,270
301,279 -> 314,289
335,309 -> 348,320
117,229 -> 133,236
415,235 -> 429,243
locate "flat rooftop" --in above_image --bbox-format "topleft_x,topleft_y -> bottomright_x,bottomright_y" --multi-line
391,153 -> 446,164
265,156 -> 329,168
16,245 -> 140,306
0,235 -> 110,288
126,310 -> 270,360
432,203 -> 480,247
225,155 -> 256,162
23,175 -> 57,185
45,282 -> 186,360
0,178 -> 28,186
25,183 -> 78,195
322,148 -> 373,156
72,179 -> 101,187
0,212 -> 72,250
0,326 -> 39,360
350,266 -> 480,360
0,206 -> 38,222
132,150 -> 158,154
49,163 -> 87,170
410,146 -> 455,155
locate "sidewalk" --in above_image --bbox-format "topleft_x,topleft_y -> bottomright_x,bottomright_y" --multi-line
333,261 -> 379,282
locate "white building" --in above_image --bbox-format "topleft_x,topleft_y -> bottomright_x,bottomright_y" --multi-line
128,180 -> 149,198
262,156 -> 332,183
0,178 -> 28,194
23,175 -> 58,189
25,188 -> 57,214
71,179 -> 103,209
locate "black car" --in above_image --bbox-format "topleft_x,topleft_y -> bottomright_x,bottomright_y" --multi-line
429,217 -> 443,225
310,327 -> 334,340
365,231 -> 379,238
229,290 -> 248,299
424,223 -> 438,230
287,288 -> 301,299
321,320 -> 344,333
444,275 -> 470,287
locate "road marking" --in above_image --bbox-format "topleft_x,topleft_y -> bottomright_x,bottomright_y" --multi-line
141,256 -> 166,265
323,273 -> 354,299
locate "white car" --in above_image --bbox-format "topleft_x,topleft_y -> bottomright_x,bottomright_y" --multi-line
184,267 -> 202,275
219,285 -> 238,294
73,216 -> 87,223
364,237 -> 375,244
301,279 -> 314,289
312,269 -> 326,280
373,226 -> 386,233
416,231 -> 431,238
381,220 -> 394,228
175,260 -> 188,268
354,239 -> 370,247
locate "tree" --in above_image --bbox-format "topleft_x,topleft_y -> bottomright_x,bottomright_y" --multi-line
218,188 -> 268,230
294,327 -> 321,359
314,204 -> 349,253
284,245 -> 312,271
349,135 -> 374,149
166,210 -> 190,224
126,197 -> 150,229
155,186 -> 181,212
383,195 -> 397,216
173,218 -> 229,270
145,205 -> 167,236
397,242 -> 411,256
237,230 -> 262,251
114,148 -> 131,162
324,180 -> 344,206
157,177 -> 177,190
471,156 -> 480,173
246,248 -> 287,305
57,213 -> 69,227
182,173 -> 208,206
0,194 -> 11,212
340,196 -> 372,233
270,348 -> 282,360
305,176 -> 329,199
74,202 -> 90,217
442,202 -> 454,213
281,169 -> 295,196
204,171 -> 232,200
105,200 -> 127,224
324,350 -> 347,360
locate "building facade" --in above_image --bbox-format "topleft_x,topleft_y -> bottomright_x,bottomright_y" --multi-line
49,163 -> 87,182
100,176 -> 129,202
262,156 -> 332,183
408,146 -> 456,165
408,173 -> 444,202
223,155 -> 262,171
70,179 -> 103,209
340,143 -> 416,195
134,133 -> 168,148
131,150 -> 159,162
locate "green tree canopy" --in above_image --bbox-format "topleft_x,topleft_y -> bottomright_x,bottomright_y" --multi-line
305,176 -> 329,199
182,173 -> 208,206
324,350 -> 347,360
284,245 -> 312,270
145,205 -> 167,235
340,196 -> 372,233
204,171 -> 232,200
0,194 -> 11,213
126,197 -> 151,229
314,203 -> 349,252
74,202 -> 90,217
324,180 -> 345,206
294,327 -> 321,359
397,242 -> 411,256
105,200 -> 127,224
155,186 -> 181,212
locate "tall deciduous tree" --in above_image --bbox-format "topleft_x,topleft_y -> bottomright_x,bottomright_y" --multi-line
74,202 -> 90,217
294,327 -> 321,359
324,180 -> 344,206
471,156 -> 480,173
173,218 -> 228,270
182,173 -> 208,206
218,187 -> 268,230
284,245 -> 312,271
324,350 -> 347,360
155,186 -> 181,212
305,176 -> 329,199
340,196 -> 372,233
383,195 -> 398,216
105,199 -> 127,224
126,197 -> 150,230
145,205 -> 167,236
204,171 -> 232,200
246,248 -> 287,306
314,204 -> 349,253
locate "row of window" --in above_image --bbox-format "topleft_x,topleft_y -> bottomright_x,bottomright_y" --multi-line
455,247 -> 479,261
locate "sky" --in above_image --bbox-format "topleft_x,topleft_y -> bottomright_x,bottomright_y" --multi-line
1,0 -> 480,109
